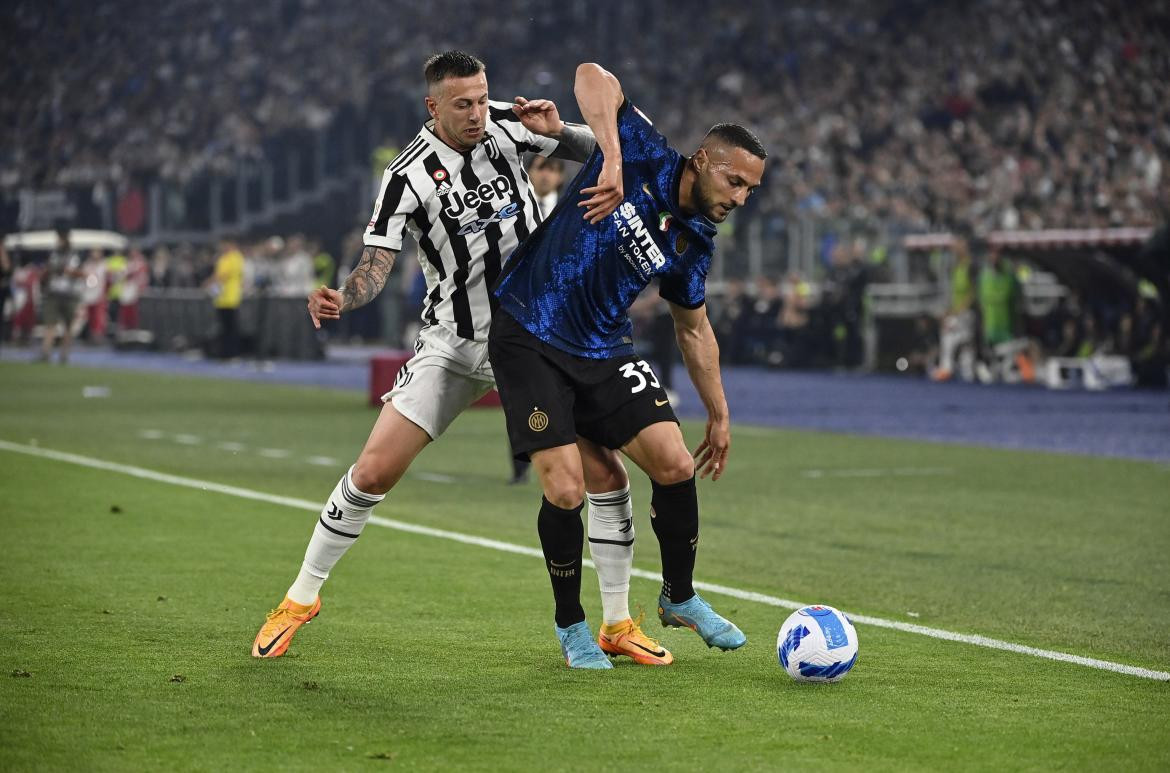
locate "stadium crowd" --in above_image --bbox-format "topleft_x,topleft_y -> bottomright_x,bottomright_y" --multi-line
3,0 -> 1167,235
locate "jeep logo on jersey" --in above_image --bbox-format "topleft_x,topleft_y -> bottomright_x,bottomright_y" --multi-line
612,201 -> 666,276
441,174 -> 514,219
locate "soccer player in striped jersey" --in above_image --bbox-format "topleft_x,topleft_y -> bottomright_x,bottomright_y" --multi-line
489,63 -> 766,667
253,51 -> 668,665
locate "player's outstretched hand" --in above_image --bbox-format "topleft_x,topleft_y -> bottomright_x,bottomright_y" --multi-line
693,417 -> 731,481
579,156 -> 624,224
512,96 -> 562,137
307,286 -> 342,329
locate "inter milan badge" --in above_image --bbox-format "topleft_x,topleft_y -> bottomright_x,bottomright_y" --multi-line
432,167 -> 452,196
675,233 -> 688,255
528,407 -> 549,432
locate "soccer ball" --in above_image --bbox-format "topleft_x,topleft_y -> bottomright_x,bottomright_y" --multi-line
776,605 -> 859,683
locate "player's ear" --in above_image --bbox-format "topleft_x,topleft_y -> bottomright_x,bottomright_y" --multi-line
424,95 -> 439,120
691,148 -> 709,172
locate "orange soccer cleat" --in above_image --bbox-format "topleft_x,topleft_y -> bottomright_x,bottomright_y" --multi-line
598,615 -> 674,665
252,596 -> 321,658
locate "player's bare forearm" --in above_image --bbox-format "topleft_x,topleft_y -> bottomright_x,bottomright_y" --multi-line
340,245 -> 396,312
550,122 -> 597,163
672,302 -> 730,479
574,63 -> 625,223
574,63 -> 623,159
671,304 -> 729,423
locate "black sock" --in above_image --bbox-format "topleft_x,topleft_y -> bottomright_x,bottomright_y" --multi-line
650,476 -> 699,603
537,497 -> 586,628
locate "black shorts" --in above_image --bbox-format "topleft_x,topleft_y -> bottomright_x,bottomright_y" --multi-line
489,311 -> 679,461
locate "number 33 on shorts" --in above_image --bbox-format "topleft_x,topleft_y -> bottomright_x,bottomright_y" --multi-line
619,360 -> 661,394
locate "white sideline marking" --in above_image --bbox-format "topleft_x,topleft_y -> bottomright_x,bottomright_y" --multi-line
409,471 -> 458,484
306,455 -> 339,467
1,438 -> 1166,683
801,467 -> 953,479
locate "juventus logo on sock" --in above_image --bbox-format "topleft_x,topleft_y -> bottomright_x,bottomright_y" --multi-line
325,502 -> 343,520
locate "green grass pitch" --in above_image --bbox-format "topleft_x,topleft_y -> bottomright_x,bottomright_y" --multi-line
1,362 -> 1168,770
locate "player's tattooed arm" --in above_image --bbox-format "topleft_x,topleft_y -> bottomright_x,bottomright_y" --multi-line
550,122 -> 597,163
340,245 -> 397,312
306,244 -> 397,329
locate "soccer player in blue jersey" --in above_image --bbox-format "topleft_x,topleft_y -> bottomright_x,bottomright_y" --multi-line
490,63 -> 766,668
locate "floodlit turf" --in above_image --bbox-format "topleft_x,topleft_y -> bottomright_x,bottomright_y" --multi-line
2,362 -> 1168,770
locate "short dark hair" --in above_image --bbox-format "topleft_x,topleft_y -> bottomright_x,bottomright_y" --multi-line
424,51 -> 486,87
703,123 -> 767,159
528,155 -> 564,173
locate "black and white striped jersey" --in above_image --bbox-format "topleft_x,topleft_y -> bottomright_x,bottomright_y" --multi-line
364,100 -> 560,342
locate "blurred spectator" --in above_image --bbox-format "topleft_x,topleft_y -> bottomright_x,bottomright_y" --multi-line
39,229 -> 85,363
711,278 -> 751,364
744,275 -> 783,365
977,248 -> 1021,353
118,248 -> 149,330
824,244 -> 868,369
150,246 -> 174,288
275,234 -> 314,297
1129,294 -> 1167,386
527,155 -> 566,217
104,248 -> 128,338
9,254 -> 39,344
931,239 -> 976,381
778,272 -> 814,367
905,314 -> 939,375
205,237 -> 245,359
78,249 -> 108,341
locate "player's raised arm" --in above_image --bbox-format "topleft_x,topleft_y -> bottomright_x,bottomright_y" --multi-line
510,96 -> 597,163
306,245 -> 397,329
574,63 -> 625,223
668,301 -> 731,480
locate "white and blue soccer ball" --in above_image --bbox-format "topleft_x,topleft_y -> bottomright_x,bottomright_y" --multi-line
777,605 -> 859,683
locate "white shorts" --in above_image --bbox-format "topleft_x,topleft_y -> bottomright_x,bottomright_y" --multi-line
382,324 -> 494,440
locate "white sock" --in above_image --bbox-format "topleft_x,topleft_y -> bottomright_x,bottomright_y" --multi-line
586,486 -> 633,624
286,466 -> 384,605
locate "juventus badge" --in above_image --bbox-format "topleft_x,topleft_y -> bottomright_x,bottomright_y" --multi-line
484,134 -> 501,160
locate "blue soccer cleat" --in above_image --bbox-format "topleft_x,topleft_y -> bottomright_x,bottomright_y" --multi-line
555,621 -> 614,669
657,592 -> 747,651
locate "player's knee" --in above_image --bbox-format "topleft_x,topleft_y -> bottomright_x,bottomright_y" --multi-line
545,484 -> 585,510
542,474 -> 585,510
350,458 -> 397,496
586,459 -> 628,493
651,452 -> 695,486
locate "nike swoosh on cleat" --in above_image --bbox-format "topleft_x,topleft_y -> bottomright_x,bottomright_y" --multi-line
256,627 -> 291,656
630,641 -> 667,658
